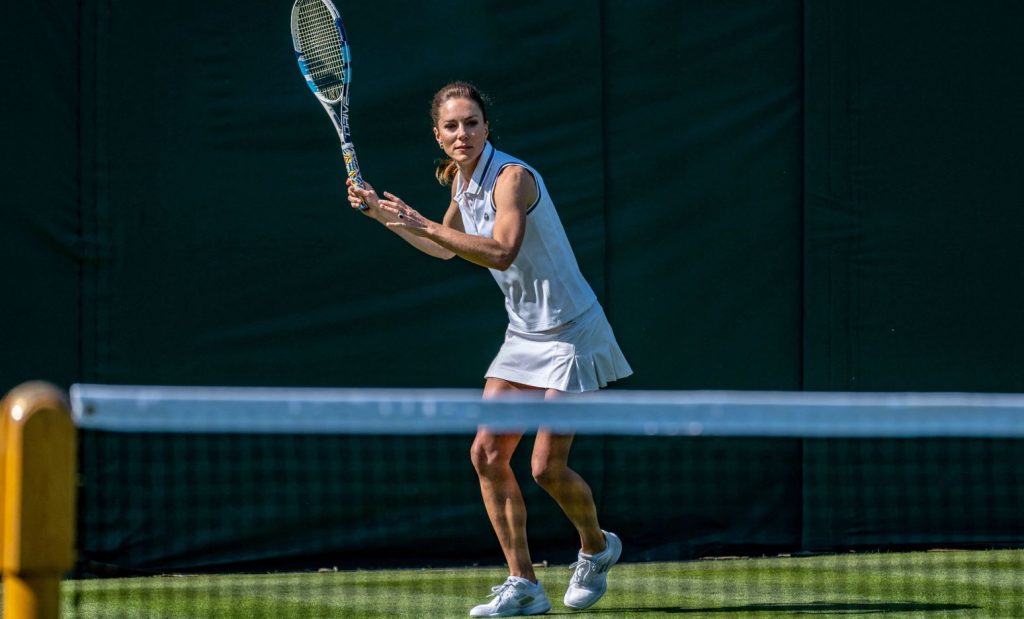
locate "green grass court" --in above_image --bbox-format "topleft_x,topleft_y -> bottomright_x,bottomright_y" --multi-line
61,549 -> 1022,618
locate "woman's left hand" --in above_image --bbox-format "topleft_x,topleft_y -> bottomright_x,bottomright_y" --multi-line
378,192 -> 432,236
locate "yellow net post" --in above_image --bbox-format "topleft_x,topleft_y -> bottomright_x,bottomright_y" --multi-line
0,382 -> 76,619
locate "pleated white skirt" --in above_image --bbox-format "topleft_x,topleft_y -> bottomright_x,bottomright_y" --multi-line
485,303 -> 633,392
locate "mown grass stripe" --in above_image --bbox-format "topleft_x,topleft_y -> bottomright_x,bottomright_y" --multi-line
60,549 -> 1023,618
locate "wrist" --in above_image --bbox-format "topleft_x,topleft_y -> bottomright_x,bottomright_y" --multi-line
424,220 -> 444,240
363,204 -> 383,222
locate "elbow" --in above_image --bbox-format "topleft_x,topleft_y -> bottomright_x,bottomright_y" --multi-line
492,250 -> 517,271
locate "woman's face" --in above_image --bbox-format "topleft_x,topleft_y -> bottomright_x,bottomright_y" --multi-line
434,97 -> 489,166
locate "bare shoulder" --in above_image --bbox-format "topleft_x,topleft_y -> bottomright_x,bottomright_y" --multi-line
494,164 -> 538,209
496,164 -> 536,187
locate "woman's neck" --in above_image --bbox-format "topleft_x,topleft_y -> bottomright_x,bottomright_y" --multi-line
457,156 -> 480,184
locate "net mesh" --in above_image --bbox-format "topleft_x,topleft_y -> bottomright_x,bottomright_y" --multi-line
63,385 -> 1024,617
294,0 -> 346,100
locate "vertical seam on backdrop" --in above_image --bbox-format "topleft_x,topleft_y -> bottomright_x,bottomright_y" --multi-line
797,0 -> 807,550
98,0 -> 112,382
824,1 -> 835,389
847,0 -> 861,390
805,0 -> 826,391
798,0 -> 806,545
829,0 -> 841,390
798,0 -> 807,391
79,0 -> 101,384
82,0 -> 112,383
76,0 -> 85,382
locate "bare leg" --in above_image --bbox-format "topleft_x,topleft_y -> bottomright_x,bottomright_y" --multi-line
470,378 -> 541,581
532,390 -> 607,555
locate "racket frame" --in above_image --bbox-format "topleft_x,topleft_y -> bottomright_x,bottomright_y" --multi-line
291,0 -> 367,208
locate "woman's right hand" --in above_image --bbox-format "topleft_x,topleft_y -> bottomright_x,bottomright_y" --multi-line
346,180 -> 382,218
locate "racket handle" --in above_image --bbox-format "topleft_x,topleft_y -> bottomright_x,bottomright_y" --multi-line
342,143 -> 368,212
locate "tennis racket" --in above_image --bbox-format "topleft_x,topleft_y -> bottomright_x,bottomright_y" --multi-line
291,0 -> 367,210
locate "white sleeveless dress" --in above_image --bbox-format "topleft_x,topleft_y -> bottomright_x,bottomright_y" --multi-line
455,143 -> 632,392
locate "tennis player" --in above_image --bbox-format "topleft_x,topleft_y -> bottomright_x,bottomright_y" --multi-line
347,81 -> 632,617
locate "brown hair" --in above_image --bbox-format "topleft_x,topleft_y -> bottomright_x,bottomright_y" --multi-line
431,81 -> 491,186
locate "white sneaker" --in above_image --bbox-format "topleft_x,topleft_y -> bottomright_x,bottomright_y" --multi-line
469,576 -> 551,617
563,530 -> 622,610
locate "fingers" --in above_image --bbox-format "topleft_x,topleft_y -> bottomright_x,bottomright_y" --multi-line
377,199 -> 409,213
377,199 -> 416,224
377,192 -> 408,211
347,185 -> 371,200
376,199 -> 401,216
346,180 -> 381,214
342,182 -> 419,224
383,191 -> 411,207
346,186 -> 367,208
347,178 -> 375,191
346,180 -> 376,198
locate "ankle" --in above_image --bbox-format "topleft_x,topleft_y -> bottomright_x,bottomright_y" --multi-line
509,571 -> 537,584
580,531 -> 606,556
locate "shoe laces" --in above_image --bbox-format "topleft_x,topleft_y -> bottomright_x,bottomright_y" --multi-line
488,578 -> 519,602
569,557 -> 597,585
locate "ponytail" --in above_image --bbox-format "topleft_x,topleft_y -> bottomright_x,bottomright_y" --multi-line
435,159 -> 459,186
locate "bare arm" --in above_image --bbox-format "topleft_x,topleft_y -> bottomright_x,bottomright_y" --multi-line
347,181 -> 457,260
378,166 -> 537,271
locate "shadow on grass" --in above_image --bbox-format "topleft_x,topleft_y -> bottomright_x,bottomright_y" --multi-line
590,601 -> 979,614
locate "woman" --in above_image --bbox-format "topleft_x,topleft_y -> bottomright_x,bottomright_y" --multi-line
347,82 -> 632,617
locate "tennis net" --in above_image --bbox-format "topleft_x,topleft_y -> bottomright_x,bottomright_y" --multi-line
64,385 -> 1024,617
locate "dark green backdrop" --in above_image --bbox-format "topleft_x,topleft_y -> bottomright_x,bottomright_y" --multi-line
803,1 -> 1024,391
6,1 -> 1021,394
4,0 -> 1024,571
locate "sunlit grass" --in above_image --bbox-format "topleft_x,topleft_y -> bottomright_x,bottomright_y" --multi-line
60,549 -> 1024,618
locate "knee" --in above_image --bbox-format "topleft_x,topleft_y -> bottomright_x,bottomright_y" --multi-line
470,442 -> 505,478
531,459 -> 565,490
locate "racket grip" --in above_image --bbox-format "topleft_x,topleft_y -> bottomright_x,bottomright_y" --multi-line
342,143 -> 368,212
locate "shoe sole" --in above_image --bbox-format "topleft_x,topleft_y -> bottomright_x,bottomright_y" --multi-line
470,598 -> 552,617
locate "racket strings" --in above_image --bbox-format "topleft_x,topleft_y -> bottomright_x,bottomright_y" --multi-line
296,0 -> 346,98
